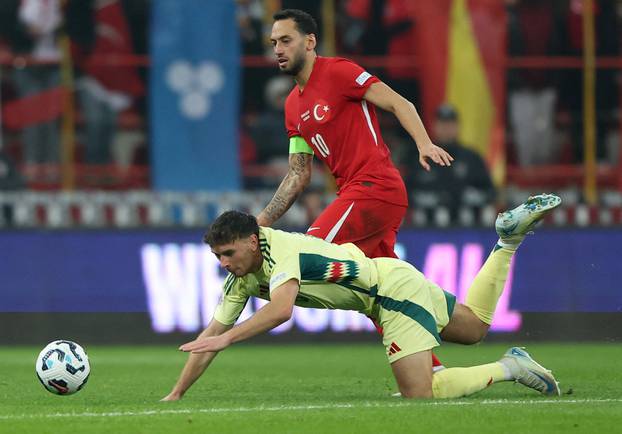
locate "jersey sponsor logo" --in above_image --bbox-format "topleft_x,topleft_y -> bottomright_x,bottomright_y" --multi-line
301,110 -> 310,122
355,71 -> 372,86
307,226 -> 321,233
312,99 -> 331,124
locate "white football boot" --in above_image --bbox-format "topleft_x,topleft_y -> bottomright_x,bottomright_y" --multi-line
495,193 -> 561,247
499,347 -> 561,396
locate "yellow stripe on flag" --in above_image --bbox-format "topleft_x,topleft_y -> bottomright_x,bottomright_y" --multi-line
446,0 -> 495,158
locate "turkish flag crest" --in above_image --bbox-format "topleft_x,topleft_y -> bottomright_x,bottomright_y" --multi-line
312,99 -> 331,124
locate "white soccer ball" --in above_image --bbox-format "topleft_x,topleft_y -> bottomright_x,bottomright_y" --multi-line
35,340 -> 90,395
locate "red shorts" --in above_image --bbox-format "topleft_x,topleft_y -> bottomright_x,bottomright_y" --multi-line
306,195 -> 407,259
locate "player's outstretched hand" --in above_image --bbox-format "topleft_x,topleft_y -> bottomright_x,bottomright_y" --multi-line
418,142 -> 454,171
179,335 -> 231,353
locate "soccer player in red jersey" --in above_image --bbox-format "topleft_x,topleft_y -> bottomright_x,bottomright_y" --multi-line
256,9 -> 453,259
256,9 -> 452,369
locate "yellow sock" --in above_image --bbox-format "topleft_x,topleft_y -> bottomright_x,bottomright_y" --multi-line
432,362 -> 509,399
464,247 -> 514,324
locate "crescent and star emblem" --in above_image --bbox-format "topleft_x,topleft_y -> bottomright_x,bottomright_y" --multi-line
313,104 -> 330,122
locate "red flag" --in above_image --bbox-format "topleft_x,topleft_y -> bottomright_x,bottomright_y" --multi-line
82,1 -> 144,96
2,86 -> 67,130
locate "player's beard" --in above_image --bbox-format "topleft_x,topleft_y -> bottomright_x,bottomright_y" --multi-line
281,47 -> 306,76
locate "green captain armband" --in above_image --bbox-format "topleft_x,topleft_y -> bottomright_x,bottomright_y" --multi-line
289,136 -> 314,155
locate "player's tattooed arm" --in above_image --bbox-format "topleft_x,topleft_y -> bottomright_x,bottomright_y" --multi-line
256,153 -> 312,226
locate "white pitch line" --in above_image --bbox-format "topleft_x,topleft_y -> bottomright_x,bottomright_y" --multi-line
0,399 -> 621,421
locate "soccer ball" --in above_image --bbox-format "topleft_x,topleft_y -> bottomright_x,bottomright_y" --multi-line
35,340 -> 90,395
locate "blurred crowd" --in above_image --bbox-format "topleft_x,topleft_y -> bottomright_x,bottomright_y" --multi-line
237,0 -> 622,222
0,0 -> 621,226
0,0 -> 148,182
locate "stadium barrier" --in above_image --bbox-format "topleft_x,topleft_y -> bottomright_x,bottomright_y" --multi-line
1,190 -> 622,229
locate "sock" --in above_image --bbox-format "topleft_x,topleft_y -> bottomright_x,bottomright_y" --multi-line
464,247 -> 514,325
495,237 -> 522,251
432,362 -> 508,399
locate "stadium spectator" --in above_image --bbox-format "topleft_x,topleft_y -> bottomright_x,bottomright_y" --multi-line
244,75 -> 297,189
557,0 -> 620,164
408,103 -> 495,222
164,195 -> 561,400
5,0 -> 63,164
341,0 -> 420,103
506,0 -> 620,166
73,0 -> 144,165
255,9 -> 452,259
236,0 -> 269,113
248,75 -> 293,166
0,141 -> 25,192
0,134 -> 25,225
506,0 -> 564,166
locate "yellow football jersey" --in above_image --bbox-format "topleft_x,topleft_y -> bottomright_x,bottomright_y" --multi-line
213,227 -> 381,325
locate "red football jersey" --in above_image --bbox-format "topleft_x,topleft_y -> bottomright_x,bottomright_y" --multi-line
284,56 -> 408,207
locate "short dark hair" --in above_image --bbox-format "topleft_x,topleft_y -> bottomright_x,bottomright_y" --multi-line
273,9 -> 318,37
436,103 -> 459,121
204,211 -> 259,247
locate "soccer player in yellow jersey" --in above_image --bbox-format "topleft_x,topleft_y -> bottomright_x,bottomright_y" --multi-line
162,194 -> 562,400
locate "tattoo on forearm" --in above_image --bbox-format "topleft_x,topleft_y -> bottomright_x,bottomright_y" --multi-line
289,153 -> 309,175
263,154 -> 311,222
264,185 -> 292,221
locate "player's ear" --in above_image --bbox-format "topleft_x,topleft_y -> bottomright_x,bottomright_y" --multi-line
248,233 -> 259,251
307,34 -> 317,51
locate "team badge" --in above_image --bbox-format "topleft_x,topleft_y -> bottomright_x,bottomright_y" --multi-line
312,99 -> 331,124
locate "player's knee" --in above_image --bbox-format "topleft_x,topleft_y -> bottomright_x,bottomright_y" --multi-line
474,321 -> 491,343
461,324 -> 489,345
452,304 -> 491,344
399,386 -> 433,399
471,327 -> 488,344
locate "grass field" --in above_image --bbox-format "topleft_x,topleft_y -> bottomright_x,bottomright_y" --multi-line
0,343 -> 620,433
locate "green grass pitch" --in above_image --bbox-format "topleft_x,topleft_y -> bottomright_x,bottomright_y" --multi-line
1,343 -> 620,433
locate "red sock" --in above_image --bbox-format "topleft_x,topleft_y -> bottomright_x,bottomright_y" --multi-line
432,352 -> 443,368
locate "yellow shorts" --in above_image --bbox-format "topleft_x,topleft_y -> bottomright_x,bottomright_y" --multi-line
372,258 -> 456,364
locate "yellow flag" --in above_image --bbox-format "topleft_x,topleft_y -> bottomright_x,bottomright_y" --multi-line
446,0 -> 495,158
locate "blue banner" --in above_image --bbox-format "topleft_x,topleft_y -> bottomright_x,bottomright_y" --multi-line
150,0 -> 240,191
